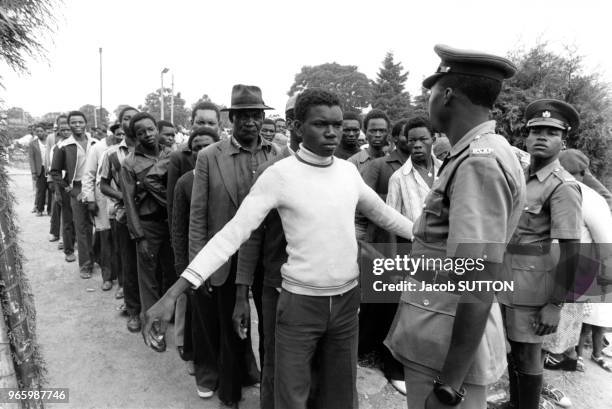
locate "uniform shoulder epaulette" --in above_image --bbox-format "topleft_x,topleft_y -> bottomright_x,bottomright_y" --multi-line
551,167 -> 576,183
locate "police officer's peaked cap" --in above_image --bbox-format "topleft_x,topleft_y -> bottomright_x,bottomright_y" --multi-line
525,99 -> 580,132
422,44 -> 517,89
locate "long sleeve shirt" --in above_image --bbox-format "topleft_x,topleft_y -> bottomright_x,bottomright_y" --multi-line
82,138 -> 109,203
182,144 -> 414,297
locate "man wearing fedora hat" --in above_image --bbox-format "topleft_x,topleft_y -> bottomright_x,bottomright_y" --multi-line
183,84 -> 277,405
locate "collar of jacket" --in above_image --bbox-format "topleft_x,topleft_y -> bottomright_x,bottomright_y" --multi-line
228,135 -> 273,155
62,134 -> 97,148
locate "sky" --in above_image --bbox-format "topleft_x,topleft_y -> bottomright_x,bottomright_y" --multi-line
1,0 -> 611,120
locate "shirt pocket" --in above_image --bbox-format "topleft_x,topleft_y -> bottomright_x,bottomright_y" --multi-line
420,190 -> 445,242
510,253 -> 556,306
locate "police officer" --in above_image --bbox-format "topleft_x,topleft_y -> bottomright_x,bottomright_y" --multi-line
385,44 -> 526,409
500,99 -> 582,409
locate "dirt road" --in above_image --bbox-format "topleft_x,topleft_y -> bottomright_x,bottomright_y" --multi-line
8,167 -> 612,409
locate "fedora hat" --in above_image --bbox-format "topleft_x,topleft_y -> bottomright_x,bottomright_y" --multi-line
221,84 -> 273,111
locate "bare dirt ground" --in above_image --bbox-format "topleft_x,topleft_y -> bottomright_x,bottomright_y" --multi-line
7,165 -> 612,409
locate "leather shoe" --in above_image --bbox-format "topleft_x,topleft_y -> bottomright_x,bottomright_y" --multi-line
127,314 -> 141,333
101,280 -> 113,291
65,253 -> 76,262
80,270 -> 92,279
49,235 -> 59,242
115,287 -> 124,299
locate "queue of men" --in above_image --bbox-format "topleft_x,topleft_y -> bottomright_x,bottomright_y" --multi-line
27,43 -> 612,409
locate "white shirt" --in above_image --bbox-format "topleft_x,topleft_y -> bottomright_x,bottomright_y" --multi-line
386,155 -> 442,222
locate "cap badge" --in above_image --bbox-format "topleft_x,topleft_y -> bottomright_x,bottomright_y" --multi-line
437,65 -> 451,73
542,111 -> 551,118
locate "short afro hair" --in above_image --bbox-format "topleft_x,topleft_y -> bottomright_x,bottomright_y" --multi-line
343,111 -> 362,128
67,110 -> 87,124
128,112 -> 157,138
55,114 -> 68,125
294,88 -> 341,123
391,119 -> 409,138
157,120 -> 175,132
118,106 -> 138,123
263,118 -> 276,126
363,109 -> 390,131
274,117 -> 285,124
436,74 -> 501,109
404,116 -> 434,137
191,101 -> 221,123
188,126 -> 219,149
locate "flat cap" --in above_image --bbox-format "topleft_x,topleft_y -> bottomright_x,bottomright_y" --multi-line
423,44 -> 517,89
558,149 -> 589,174
525,99 -> 580,132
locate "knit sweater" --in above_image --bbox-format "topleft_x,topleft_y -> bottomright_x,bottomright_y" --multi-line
182,144 -> 414,296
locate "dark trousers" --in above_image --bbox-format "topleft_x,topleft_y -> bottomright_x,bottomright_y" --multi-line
97,229 -> 114,282
190,260 -> 260,404
261,286 -> 280,409
35,168 -> 49,213
136,220 -> 175,313
110,219 -> 123,286
49,183 -> 61,237
60,189 -> 75,255
70,184 -> 94,273
275,287 -> 360,409
253,262 -> 265,365
358,302 -> 404,381
116,220 -> 140,316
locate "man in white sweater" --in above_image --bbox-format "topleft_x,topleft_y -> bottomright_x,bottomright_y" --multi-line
143,88 -> 414,408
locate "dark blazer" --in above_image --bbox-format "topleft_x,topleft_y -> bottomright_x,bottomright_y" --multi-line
188,138 -> 277,286
28,137 -> 44,176
166,147 -> 196,231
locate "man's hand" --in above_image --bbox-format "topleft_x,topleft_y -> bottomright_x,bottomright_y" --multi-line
232,285 -> 251,340
142,292 -> 177,351
534,303 -> 562,335
137,239 -> 154,260
87,201 -> 99,217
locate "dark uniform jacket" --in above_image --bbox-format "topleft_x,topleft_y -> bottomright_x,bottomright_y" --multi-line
188,137 -> 278,286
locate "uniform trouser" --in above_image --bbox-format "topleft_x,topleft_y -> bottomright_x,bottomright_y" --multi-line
110,219 -> 123,286
403,365 -> 486,409
49,183 -> 61,237
70,186 -> 94,273
60,189 -> 75,255
261,285 -> 280,409
189,260 -> 260,404
275,286 -> 360,409
35,168 -> 49,213
136,220 -> 175,313
358,301 -> 404,381
115,220 -> 140,316
97,229 -> 114,282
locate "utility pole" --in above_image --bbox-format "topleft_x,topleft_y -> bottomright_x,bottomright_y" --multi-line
99,47 -> 103,127
170,73 -> 174,124
160,68 -> 169,120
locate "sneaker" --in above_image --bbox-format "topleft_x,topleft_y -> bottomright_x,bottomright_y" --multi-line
58,241 -> 64,250
49,235 -> 59,242
539,398 -> 556,409
541,383 -> 572,408
65,253 -> 76,262
127,314 -> 141,333
390,379 -> 406,395
196,386 -> 214,399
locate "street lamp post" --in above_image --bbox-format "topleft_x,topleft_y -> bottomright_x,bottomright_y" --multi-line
170,73 -> 175,124
160,67 -> 169,120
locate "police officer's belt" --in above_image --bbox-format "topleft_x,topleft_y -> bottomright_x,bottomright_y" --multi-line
506,242 -> 551,255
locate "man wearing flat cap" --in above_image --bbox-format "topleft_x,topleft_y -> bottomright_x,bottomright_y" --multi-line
385,44 -> 526,409
160,84 -> 276,406
498,99 -> 582,409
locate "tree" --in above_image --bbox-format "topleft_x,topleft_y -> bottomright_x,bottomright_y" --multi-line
79,104 -> 109,128
5,106 -> 32,126
138,88 -> 190,127
493,43 -> 612,178
288,63 -> 372,112
371,52 -> 413,121
0,0 -> 57,86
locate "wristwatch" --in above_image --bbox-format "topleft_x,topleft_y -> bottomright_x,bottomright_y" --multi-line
433,377 -> 465,406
